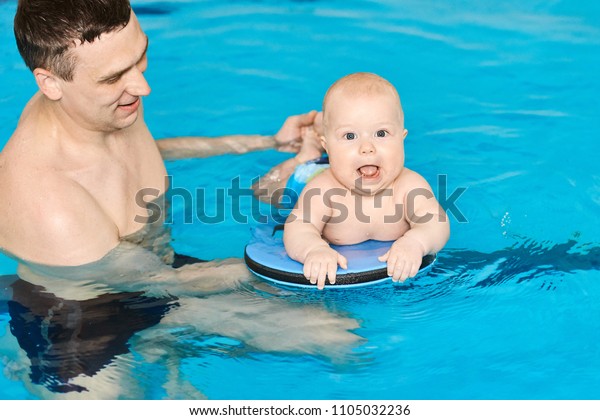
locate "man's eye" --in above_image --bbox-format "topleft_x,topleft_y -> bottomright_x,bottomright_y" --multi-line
344,133 -> 356,140
104,76 -> 121,85
376,130 -> 387,137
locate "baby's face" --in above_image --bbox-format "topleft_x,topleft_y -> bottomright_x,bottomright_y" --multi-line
323,90 -> 408,195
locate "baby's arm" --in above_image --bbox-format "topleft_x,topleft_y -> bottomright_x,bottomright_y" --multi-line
283,176 -> 348,289
379,172 -> 450,282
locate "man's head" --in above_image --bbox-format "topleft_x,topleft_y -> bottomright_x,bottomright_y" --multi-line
14,0 -> 131,81
321,72 -> 408,195
14,0 -> 151,133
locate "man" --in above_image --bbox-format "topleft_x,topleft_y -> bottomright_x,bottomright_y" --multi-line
0,0 -> 315,275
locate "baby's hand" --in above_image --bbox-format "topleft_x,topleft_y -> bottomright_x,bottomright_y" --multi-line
304,246 -> 348,289
378,237 -> 425,282
296,125 -> 324,163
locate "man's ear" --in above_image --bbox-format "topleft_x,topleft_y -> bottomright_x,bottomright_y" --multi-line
33,68 -> 63,101
402,128 -> 408,140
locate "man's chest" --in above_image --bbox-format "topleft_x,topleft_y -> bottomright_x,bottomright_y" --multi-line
66,144 -> 167,236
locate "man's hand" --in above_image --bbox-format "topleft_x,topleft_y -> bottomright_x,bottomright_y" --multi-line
274,110 -> 318,152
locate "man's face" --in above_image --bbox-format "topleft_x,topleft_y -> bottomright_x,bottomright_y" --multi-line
323,90 -> 408,196
57,12 -> 150,133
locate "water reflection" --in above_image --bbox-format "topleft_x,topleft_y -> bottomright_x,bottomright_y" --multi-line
6,276 -> 176,394
440,238 -> 600,288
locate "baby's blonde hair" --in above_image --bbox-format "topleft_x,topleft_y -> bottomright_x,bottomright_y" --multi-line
322,72 -> 402,125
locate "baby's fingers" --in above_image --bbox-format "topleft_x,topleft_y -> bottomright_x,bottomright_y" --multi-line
378,250 -> 390,262
399,262 -> 414,282
394,261 -> 421,282
304,261 -> 320,285
326,253 -> 348,287
317,264 -> 329,290
337,253 -> 348,270
390,259 -> 406,282
408,262 -> 420,279
400,259 -> 422,282
326,261 -> 338,286
386,253 -> 398,279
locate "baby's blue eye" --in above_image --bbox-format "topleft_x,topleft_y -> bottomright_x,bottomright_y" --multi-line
344,133 -> 356,140
376,130 -> 387,137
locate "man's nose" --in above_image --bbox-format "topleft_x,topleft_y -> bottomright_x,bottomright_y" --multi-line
126,68 -> 151,97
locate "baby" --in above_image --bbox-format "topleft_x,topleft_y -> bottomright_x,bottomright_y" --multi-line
283,72 -> 450,289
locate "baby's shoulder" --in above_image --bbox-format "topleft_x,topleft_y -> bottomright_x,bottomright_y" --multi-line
394,168 -> 433,193
302,168 -> 338,191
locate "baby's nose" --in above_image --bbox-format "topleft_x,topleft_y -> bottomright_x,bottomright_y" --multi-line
359,140 -> 375,154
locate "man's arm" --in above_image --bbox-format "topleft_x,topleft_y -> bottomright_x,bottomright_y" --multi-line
155,110 -> 317,160
16,240 -> 252,298
156,134 -> 276,160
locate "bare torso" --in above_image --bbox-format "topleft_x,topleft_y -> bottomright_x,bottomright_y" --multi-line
0,93 -> 167,266
317,169 -> 412,245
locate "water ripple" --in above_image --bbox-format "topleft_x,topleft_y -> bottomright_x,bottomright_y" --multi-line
441,238 -> 600,290
425,125 -> 520,138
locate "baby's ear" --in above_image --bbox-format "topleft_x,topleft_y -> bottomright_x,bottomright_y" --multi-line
33,68 -> 63,101
320,135 -> 328,152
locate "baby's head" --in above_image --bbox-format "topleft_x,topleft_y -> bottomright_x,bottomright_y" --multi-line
321,72 -> 408,195
322,72 -> 404,127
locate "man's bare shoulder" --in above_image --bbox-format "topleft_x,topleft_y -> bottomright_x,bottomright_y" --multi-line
0,160 -> 119,265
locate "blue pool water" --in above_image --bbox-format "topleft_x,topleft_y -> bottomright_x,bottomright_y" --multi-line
1,0 -> 599,399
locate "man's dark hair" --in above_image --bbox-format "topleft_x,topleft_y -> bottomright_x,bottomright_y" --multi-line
14,0 -> 131,81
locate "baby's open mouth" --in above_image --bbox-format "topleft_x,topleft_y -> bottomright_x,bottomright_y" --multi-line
357,165 -> 380,179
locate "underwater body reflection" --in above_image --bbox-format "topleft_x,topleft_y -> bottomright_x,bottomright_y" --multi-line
0,240 -> 361,399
